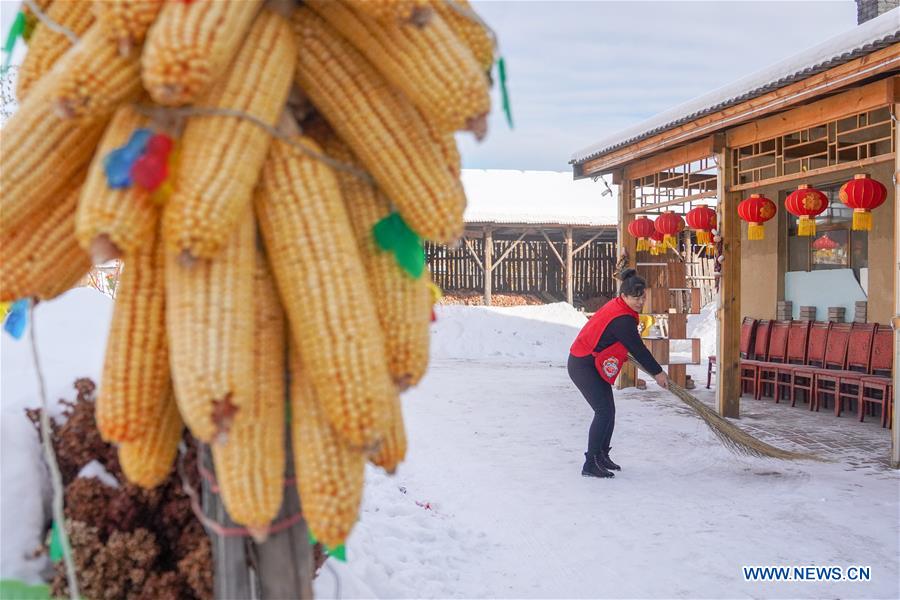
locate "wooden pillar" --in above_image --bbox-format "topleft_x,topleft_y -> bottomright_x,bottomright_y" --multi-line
716,147 -> 741,418
617,181 -> 636,389
483,226 -> 493,306
891,103 -> 899,468
565,227 -> 574,305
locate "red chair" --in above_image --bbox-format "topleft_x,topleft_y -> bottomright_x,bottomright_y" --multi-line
832,323 -> 876,417
756,321 -> 790,400
774,320 -> 811,404
789,322 -> 831,407
811,323 -> 851,412
859,325 -> 894,428
740,320 -> 771,398
707,317 -> 757,389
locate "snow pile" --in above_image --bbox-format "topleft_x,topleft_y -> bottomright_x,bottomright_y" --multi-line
430,302 -> 587,363
0,288 -> 113,583
688,301 -> 717,363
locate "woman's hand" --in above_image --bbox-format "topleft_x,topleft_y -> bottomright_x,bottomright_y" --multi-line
654,372 -> 669,388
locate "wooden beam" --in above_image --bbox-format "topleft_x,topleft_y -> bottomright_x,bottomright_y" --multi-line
540,229 -> 565,266
578,45 -> 900,177
716,147 -> 741,418
565,227 -> 574,305
618,182 -> 636,389
730,153 -> 895,192
463,238 -> 484,271
627,190 -> 718,214
624,137 -> 717,180
490,232 -> 527,272
892,102 -> 899,469
573,231 -> 603,256
727,78 -> 894,147
483,227 -> 493,306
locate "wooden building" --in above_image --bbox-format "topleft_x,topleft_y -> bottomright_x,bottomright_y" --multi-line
570,9 -> 900,465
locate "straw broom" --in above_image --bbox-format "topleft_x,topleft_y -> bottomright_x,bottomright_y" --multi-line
627,355 -> 825,461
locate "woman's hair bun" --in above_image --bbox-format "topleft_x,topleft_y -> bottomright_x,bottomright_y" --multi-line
618,268 -> 637,281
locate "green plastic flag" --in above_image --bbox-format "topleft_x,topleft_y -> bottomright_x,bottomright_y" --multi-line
49,521 -> 63,563
2,11 -> 25,71
373,212 -> 425,279
0,580 -> 52,600
498,56 -> 513,129
307,531 -> 347,562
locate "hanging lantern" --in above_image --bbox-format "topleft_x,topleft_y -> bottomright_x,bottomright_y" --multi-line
737,194 -> 776,240
785,184 -> 827,237
812,233 -> 840,251
627,217 -> 656,251
839,174 -> 886,231
654,211 -> 684,252
685,205 -> 716,256
649,230 -> 664,255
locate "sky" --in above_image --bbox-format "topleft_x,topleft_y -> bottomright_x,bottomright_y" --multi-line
0,0 -> 860,171
457,0 -> 858,171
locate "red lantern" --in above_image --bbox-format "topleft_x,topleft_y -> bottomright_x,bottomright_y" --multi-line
812,233 -> 840,251
785,184 -> 828,237
685,205 -> 716,245
654,211 -> 685,252
627,217 -> 656,252
839,174 -> 886,231
737,194 -> 776,240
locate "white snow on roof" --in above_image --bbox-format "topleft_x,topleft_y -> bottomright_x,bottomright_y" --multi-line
461,169 -> 618,227
571,8 -> 900,164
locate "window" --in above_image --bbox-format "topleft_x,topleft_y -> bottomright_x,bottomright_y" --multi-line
785,182 -> 868,279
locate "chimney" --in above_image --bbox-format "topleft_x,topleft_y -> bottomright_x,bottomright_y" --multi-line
856,0 -> 899,24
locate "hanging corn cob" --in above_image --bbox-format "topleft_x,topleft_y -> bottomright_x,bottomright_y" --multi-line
307,0 -> 489,136
75,104 -> 162,262
166,203 -> 255,444
255,128 -> 394,451
0,180 -> 92,303
95,222 -> 168,443
21,0 -> 54,42
211,247 -> 286,539
50,22 -> 142,119
290,343 -> 366,550
1,48 -> 108,238
16,0 -> 94,101
316,130 -> 433,389
162,9 -> 295,261
292,7 -> 467,244
369,395 -> 407,474
93,0 -> 164,57
140,0 -> 262,105
432,0 -> 494,73
117,387 -> 182,489
345,0 -> 432,26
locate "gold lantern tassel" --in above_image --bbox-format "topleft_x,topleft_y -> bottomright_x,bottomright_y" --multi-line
852,209 -> 871,231
797,216 -> 815,237
696,230 -> 711,245
663,234 -> 677,251
747,222 -> 765,241
636,238 -> 649,252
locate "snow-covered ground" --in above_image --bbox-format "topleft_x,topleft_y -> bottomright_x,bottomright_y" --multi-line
3,290 -> 898,599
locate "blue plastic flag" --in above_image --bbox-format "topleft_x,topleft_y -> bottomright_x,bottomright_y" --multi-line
3,299 -> 29,340
103,128 -> 154,188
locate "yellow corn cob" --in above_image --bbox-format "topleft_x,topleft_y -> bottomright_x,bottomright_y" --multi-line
432,0 -> 494,73
51,22 -> 142,119
141,0 -> 262,105
0,180 -> 92,303
211,247 -> 285,536
255,132 -> 394,451
118,387 -> 182,489
17,0 -> 94,101
95,222 -> 168,443
345,0 -> 432,25
290,344 -> 365,549
369,395 -> 407,474
308,0 -> 489,136
93,0 -> 164,57
22,0 -> 55,42
292,7 -> 466,244
162,9 -> 295,260
317,132 -> 432,389
166,202 -> 254,444
76,104 -> 160,262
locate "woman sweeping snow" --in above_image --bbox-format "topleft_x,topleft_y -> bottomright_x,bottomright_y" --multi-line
568,269 -> 667,478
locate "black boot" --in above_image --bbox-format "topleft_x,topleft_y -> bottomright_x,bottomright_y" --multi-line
582,452 -> 614,478
598,447 -> 621,471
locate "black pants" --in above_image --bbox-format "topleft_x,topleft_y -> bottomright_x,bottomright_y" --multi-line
568,353 -> 615,455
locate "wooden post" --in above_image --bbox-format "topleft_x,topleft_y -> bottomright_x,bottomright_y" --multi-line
891,103 -> 899,468
716,147 -> 741,418
617,181 -> 636,389
483,226 -> 493,306
565,227 -> 574,305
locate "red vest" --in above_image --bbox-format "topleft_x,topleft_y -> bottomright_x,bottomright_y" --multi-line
570,297 -> 639,384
